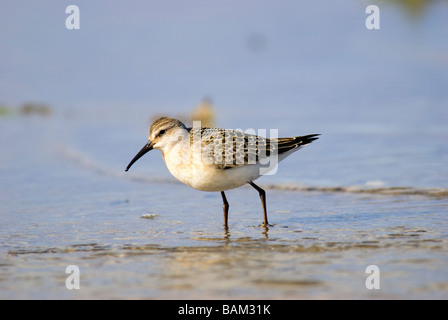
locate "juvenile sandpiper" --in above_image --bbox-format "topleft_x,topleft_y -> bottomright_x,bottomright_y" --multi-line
126,117 -> 319,229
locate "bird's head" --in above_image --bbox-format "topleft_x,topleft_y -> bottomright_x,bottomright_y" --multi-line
125,117 -> 187,171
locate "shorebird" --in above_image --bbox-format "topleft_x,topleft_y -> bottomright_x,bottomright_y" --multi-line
125,117 -> 319,229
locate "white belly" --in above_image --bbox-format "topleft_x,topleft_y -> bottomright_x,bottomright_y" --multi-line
165,157 -> 262,191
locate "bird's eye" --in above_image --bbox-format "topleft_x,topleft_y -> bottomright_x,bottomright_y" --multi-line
157,129 -> 166,137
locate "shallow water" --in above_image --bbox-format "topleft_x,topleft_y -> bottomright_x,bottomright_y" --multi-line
1,114 -> 447,299
1,0 -> 448,299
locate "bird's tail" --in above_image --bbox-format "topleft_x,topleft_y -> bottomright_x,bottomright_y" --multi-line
275,134 -> 320,154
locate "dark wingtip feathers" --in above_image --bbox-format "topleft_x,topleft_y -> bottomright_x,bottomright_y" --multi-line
276,134 -> 320,154
297,134 -> 320,145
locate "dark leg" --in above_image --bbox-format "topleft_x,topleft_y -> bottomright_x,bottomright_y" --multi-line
221,191 -> 229,228
248,181 -> 269,227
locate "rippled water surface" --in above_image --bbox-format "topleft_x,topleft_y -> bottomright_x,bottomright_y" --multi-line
1,115 -> 447,299
1,0 -> 448,299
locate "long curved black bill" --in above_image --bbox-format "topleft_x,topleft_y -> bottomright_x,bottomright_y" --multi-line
125,140 -> 154,172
